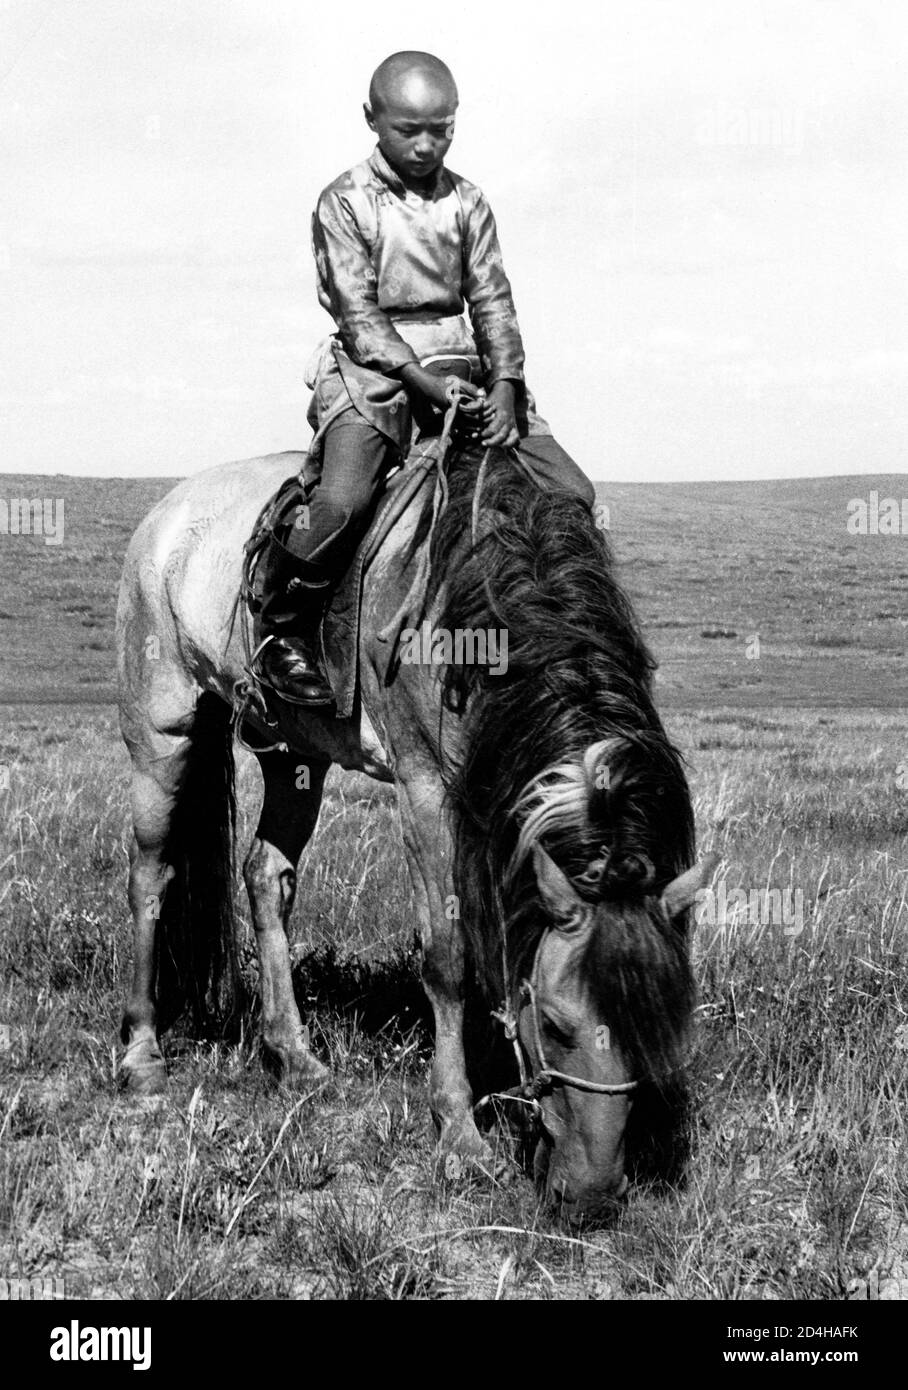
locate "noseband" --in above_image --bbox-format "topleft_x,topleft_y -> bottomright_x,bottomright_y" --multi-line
474,925 -> 638,1125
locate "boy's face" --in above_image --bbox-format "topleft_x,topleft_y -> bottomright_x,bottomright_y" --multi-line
365,76 -> 456,188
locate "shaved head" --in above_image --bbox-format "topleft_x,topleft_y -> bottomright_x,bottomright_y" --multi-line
368,51 -> 458,115
364,51 -> 458,189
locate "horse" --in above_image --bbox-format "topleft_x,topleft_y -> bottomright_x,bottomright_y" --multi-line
115,436 -> 711,1219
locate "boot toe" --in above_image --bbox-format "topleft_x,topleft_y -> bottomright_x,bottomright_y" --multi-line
260,639 -> 334,706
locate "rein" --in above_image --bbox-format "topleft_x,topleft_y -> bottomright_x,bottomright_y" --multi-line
376,381 -> 475,646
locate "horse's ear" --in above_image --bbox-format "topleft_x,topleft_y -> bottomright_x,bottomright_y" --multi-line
533,845 -> 582,923
660,853 -> 720,919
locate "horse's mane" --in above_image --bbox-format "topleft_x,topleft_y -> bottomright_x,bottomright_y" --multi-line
416,447 -> 695,1079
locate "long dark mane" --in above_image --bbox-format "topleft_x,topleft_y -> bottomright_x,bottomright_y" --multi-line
419,446 -> 695,1079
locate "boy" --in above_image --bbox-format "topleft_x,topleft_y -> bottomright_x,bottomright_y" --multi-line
258,50 -> 595,705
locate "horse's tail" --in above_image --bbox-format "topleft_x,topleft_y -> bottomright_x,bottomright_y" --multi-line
154,692 -> 242,1039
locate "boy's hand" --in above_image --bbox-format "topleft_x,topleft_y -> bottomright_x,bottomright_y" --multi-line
398,364 -> 481,414
481,380 -> 519,448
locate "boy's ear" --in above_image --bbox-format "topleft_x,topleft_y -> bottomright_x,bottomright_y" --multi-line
363,103 -> 377,132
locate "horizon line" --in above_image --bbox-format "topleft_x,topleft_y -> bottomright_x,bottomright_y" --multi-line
2,469 -> 908,488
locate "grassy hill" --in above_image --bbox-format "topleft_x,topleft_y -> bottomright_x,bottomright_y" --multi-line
0,469 -> 905,706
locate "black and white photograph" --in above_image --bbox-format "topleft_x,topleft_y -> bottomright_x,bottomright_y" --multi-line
1,0 -> 906,1338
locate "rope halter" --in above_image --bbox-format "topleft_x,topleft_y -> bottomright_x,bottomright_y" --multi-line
475,922 -> 638,1126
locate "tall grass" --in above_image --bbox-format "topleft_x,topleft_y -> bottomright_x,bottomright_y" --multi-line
1,705 -> 906,1298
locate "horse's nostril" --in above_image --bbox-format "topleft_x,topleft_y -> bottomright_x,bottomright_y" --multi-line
547,1172 -> 628,1222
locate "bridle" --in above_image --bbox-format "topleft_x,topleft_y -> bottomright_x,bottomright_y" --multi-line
474,923 -> 638,1128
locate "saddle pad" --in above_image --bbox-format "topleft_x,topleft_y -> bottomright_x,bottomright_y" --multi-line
248,445 -> 440,720
321,452 -> 438,717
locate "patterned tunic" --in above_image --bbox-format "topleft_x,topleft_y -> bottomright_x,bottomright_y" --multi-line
306,145 -> 550,453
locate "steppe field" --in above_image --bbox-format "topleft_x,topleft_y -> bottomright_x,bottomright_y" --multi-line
1,470 -> 907,1299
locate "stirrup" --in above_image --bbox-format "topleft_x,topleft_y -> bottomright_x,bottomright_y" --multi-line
251,634 -> 335,709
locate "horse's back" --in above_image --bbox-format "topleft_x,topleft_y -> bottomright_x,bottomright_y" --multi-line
117,453 -> 306,708
126,452 -> 305,562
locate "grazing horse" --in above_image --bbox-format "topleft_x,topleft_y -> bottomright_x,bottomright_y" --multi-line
116,441 -> 709,1217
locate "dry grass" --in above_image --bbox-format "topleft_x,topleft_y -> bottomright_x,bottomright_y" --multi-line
1,704 -> 907,1299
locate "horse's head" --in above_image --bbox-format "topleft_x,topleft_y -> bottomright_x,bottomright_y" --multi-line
517,844 -> 712,1223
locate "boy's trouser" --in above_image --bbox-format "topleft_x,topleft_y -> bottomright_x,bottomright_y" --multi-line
283,415 -> 596,571
284,416 -> 392,567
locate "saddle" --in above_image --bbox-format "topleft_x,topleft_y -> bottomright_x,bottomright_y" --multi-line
234,362 -> 477,741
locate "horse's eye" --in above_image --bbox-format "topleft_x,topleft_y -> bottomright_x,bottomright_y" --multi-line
541,1015 -> 574,1048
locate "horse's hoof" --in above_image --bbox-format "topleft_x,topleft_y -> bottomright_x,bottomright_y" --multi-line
264,1046 -> 331,1092
437,1121 -> 496,1177
120,1057 -> 168,1096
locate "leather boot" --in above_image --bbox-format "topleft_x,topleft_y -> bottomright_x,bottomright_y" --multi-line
255,537 -> 335,707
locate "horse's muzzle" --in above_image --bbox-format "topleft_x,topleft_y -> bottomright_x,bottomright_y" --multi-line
549,1175 -> 629,1226
537,1138 -> 629,1223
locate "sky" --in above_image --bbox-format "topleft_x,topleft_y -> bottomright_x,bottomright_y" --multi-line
0,0 -> 906,481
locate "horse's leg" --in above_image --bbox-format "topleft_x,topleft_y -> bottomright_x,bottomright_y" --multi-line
396,765 -> 492,1163
120,745 -> 188,1095
243,749 -> 331,1087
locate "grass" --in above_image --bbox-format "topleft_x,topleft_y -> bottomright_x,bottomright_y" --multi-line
2,703 -> 907,1299
2,467 -> 907,1298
